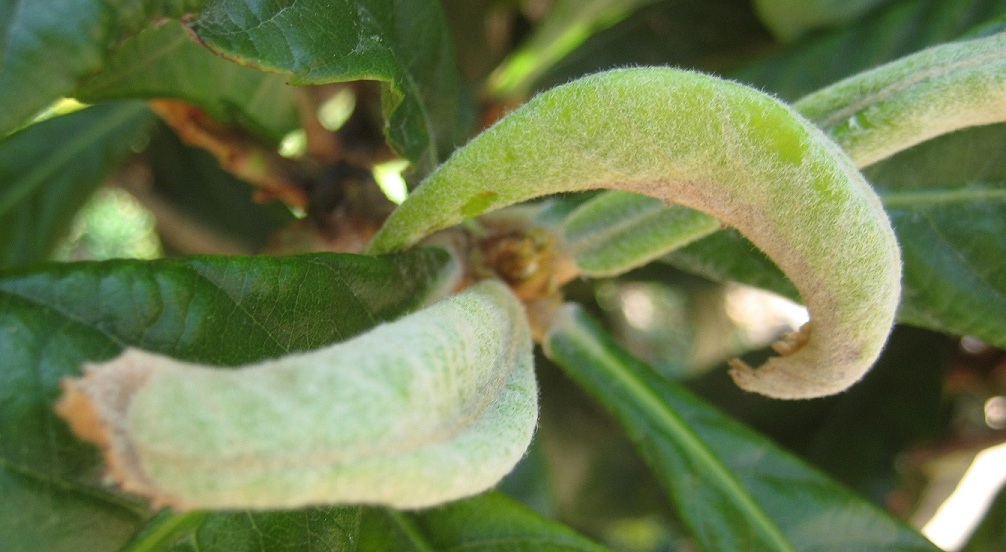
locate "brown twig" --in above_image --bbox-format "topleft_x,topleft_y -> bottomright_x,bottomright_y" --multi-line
148,99 -> 311,208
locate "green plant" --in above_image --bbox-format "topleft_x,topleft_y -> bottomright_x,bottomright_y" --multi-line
2,1 -> 1006,551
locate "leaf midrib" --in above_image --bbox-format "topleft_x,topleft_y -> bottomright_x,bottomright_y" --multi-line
879,185 -> 1006,208
556,311 -> 795,552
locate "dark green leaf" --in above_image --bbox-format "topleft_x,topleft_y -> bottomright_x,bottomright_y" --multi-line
77,20 -> 299,143
0,465 -> 144,552
359,492 -> 610,552
736,0 -> 1006,100
0,0 -> 201,136
545,305 -> 940,552
190,0 -> 475,172
143,124 -> 295,253
0,249 -> 455,552
0,102 -> 157,269
866,124 -> 1006,345
165,508 -> 360,552
687,326 -> 951,503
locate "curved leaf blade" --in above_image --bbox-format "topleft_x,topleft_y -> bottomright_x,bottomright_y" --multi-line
370,67 -> 901,399
190,0 -> 475,171
0,249 -> 456,551
794,32 -> 1006,167
544,305 -> 940,552
668,123 -> 1006,348
58,281 -> 536,510
0,101 -> 157,269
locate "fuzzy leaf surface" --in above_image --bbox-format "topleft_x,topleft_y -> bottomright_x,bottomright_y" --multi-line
0,249 -> 454,551
669,123 -> 1006,347
371,67 -> 902,399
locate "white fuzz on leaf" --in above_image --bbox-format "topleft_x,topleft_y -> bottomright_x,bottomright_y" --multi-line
56,280 -> 537,511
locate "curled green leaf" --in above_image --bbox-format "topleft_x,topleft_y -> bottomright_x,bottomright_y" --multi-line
795,32 -> 1006,167
368,68 -> 902,399
56,280 -> 537,510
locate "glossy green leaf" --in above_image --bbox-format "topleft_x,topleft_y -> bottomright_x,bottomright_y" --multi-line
189,0 -> 475,172
0,0 -> 202,136
76,20 -> 299,143
544,305 -> 941,552
358,492 -> 610,552
0,249 -> 456,552
865,123 -> 1006,344
736,0 -> 1006,101
0,466 -> 144,552
163,508 -> 360,552
686,326 -> 950,503
0,102 -> 157,269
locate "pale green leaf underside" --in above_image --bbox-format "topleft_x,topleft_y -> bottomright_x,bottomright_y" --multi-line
556,191 -> 719,277
60,281 -> 537,510
370,67 -> 901,399
0,250 -> 455,550
545,305 -> 941,552
795,31 -> 1006,167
